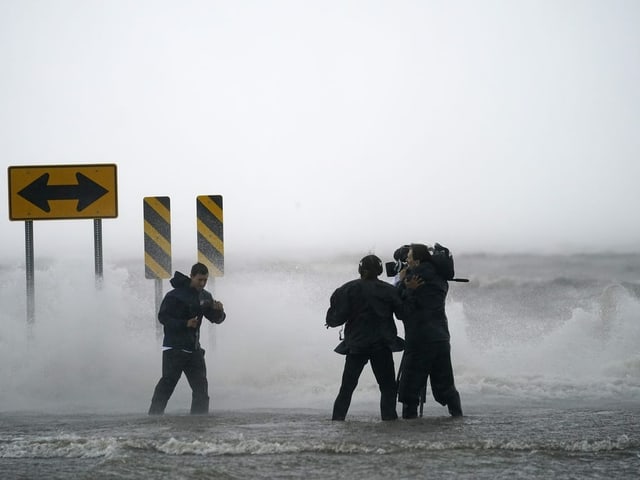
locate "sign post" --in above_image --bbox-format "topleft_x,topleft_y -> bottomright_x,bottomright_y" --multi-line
94,219 -> 104,288
8,164 -> 118,325
25,220 -> 35,332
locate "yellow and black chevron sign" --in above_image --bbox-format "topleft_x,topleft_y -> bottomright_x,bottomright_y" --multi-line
196,195 -> 224,276
144,196 -> 171,279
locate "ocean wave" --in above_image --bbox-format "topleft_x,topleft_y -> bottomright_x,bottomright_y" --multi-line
0,433 -> 118,459
153,436 -> 389,455
459,374 -> 640,400
1,433 -> 635,458
393,435 -> 634,453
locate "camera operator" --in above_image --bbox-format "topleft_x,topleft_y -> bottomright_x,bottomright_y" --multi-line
396,243 -> 463,418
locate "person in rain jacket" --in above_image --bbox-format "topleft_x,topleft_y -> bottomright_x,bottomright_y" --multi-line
396,243 -> 462,418
148,262 -> 225,415
326,255 -> 421,421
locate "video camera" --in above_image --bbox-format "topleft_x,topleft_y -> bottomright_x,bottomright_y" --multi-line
385,243 -> 468,282
385,245 -> 411,278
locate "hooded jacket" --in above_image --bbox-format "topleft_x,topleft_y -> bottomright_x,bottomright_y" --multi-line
326,278 -> 407,354
158,271 -> 226,351
397,261 -> 450,347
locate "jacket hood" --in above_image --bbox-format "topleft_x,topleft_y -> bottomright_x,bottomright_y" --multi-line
169,271 -> 191,289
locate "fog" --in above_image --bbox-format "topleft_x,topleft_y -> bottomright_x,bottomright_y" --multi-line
1,0 -> 640,263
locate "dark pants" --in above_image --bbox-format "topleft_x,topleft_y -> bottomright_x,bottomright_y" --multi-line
332,347 -> 398,421
148,348 -> 210,415
398,342 -> 462,417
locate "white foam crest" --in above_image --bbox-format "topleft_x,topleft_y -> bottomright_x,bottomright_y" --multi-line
1,432 -> 633,459
0,433 -> 119,459
155,436 -> 384,456
393,434 -> 634,453
560,435 -> 632,452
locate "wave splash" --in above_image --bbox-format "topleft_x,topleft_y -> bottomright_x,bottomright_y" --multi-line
1,432 -> 635,459
1,255 -> 640,412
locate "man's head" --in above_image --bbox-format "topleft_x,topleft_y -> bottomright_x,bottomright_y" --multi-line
358,255 -> 383,279
408,243 -> 431,268
190,262 -> 209,290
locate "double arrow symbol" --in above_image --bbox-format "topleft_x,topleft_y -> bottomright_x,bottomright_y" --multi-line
18,173 -> 109,213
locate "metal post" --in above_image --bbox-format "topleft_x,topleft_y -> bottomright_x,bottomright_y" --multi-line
154,279 -> 163,339
94,219 -> 103,288
25,220 -> 35,330
208,277 -> 217,349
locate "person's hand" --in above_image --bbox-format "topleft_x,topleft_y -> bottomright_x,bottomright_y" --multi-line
212,300 -> 224,310
404,276 -> 424,290
398,266 -> 408,281
186,317 -> 199,328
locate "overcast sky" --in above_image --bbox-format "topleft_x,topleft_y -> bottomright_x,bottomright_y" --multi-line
1,0 -> 639,262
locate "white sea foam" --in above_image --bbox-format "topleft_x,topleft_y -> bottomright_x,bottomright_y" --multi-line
2,432 -> 633,459
0,433 -> 119,459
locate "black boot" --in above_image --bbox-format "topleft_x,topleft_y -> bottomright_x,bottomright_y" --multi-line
402,403 -> 418,419
447,391 -> 463,417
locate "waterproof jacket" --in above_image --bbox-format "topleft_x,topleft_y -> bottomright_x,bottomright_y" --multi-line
326,278 -> 407,354
397,261 -> 450,348
158,271 -> 226,351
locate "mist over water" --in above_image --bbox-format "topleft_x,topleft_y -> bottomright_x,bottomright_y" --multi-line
1,252 -> 639,414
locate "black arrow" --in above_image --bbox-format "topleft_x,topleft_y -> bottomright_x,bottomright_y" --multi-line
17,172 -> 109,213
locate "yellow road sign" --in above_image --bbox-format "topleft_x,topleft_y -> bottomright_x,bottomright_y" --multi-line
8,164 -> 118,220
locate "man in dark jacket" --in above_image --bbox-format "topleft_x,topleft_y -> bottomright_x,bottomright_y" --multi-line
148,262 -> 226,415
326,255 -> 420,421
397,243 -> 462,418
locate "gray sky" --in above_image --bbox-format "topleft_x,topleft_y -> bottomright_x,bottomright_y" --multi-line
2,0 -> 640,261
